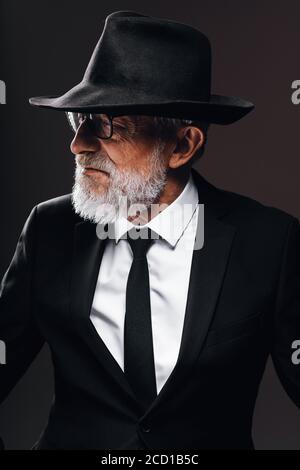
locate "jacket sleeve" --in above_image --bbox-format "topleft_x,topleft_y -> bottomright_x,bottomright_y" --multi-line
0,206 -> 45,446
271,216 -> 300,409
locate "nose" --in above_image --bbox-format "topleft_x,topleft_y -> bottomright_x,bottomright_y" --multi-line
70,119 -> 101,155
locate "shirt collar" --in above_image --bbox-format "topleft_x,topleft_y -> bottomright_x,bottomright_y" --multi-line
112,172 -> 199,247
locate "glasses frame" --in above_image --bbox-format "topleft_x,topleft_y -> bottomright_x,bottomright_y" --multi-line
66,111 -> 114,139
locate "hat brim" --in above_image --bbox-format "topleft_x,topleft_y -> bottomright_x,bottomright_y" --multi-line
29,82 -> 254,125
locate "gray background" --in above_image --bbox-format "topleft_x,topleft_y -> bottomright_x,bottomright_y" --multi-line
0,0 -> 300,449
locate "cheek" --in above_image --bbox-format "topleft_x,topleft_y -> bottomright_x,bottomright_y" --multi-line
106,138 -> 160,171
102,144 -> 128,168
117,147 -> 146,170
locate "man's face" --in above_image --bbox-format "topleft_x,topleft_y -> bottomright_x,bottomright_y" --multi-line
70,115 -> 171,224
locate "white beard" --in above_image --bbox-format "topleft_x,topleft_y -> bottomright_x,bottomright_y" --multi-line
71,139 -> 168,224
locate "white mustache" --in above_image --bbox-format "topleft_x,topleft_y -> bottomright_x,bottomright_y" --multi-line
76,153 -> 114,174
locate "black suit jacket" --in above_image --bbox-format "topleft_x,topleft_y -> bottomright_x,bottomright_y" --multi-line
1,168 -> 300,450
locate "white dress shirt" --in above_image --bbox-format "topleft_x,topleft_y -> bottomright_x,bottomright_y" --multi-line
90,172 -> 199,394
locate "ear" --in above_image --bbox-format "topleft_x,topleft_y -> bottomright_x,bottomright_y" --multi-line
168,126 -> 205,169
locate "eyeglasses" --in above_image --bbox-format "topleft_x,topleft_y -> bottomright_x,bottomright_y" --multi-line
66,112 -> 114,139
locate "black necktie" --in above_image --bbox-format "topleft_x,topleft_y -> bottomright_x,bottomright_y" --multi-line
124,226 -> 158,412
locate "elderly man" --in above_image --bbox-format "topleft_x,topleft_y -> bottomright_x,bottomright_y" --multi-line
0,10 -> 300,450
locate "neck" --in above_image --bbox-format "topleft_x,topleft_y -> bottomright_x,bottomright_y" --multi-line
128,168 -> 191,225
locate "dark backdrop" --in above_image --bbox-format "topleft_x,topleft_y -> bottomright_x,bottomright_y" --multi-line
0,0 -> 300,449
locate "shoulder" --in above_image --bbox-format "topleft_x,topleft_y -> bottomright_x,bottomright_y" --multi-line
191,169 -> 299,240
219,186 -> 298,231
193,172 -> 298,223
25,194 -> 83,242
35,193 -> 80,224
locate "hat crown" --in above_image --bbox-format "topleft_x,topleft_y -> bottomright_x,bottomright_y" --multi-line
105,11 -> 149,20
29,10 -> 254,124
83,11 -> 212,103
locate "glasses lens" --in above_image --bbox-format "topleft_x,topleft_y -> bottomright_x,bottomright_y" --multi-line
66,112 -> 112,139
66,112 -> 85,132
89,114 -> 112,139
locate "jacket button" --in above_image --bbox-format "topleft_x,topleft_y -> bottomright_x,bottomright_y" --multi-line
140,424 -> 151,433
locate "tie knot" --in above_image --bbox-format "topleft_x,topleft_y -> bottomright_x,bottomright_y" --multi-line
126,226 -> 158,259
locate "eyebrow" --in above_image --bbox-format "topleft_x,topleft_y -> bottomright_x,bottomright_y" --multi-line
114,116 -> 132,125
113,116 -> 137,134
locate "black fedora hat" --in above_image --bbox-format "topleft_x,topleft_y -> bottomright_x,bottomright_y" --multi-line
29,10 -> 254,124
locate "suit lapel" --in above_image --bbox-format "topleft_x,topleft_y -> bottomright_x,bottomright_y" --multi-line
142,169 -> 237,418
70,219 -> 140,408
69,169 -> 237,417
143,204 -> 237,418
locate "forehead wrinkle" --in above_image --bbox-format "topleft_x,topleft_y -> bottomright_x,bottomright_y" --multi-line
115,115 -> 154,126
113,115 -> 158,140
